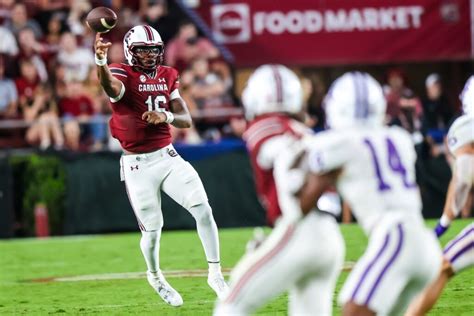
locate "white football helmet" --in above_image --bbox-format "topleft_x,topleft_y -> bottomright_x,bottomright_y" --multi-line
123,25 -> 164,70
242,64 -> 303,120
460,75 -> 474,116
324,72 -> 386,129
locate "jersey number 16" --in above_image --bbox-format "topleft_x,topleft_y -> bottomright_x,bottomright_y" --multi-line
145,95 -> 166,112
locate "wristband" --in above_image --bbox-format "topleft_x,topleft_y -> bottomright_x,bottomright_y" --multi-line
164,111 -> 174,124
95,55 -> 107,66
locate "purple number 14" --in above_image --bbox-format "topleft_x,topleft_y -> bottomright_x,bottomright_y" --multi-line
364,138 -> 416,191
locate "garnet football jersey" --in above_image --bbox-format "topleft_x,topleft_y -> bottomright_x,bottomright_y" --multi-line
108,63 -> 180,153
243,114 -> 309,225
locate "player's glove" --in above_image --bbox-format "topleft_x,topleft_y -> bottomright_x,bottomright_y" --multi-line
434,222 -> 449,238
434,214 -> 451,238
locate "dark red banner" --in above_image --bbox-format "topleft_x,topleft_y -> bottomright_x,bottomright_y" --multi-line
192,0 -> 472,66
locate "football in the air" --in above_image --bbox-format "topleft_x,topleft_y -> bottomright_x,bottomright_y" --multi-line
86,7 -> 117,33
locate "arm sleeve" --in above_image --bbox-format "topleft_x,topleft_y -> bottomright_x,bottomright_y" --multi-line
109,63 -> 129,84
108,63 -> 128,103
305,132 -> 350,174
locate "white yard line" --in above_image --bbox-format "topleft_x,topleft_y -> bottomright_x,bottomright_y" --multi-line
32,262 -> 356,283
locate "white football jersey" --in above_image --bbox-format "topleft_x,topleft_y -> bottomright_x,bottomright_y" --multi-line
446,114 -> 474,154
306,126 -> 422,233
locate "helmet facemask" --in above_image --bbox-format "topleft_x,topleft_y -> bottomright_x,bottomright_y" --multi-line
130,44 -> 164,71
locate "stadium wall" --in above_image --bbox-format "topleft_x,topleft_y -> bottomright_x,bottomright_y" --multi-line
0,142 -> 457,237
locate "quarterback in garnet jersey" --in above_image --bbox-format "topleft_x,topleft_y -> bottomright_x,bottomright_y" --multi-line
94,25 -> 228,307
107,63 -> 180,153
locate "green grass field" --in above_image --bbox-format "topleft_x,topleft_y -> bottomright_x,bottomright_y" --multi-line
0,219 -> 472,315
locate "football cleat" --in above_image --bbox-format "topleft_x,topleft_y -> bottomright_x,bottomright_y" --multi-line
147,271 -> 183,307
208,272 -> 229,300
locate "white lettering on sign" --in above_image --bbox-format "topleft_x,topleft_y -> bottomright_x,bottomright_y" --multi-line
253,6 -> 424,35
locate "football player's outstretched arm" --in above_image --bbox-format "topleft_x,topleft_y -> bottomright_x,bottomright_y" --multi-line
168,98 -> 192,128
94,33 -> 123,99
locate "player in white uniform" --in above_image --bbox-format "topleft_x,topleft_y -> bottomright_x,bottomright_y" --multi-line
214,65 -> 344,316
406,76 -> 474,315
298,72 -> 442,316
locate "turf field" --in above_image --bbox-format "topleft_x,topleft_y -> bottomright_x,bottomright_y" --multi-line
1,219 -> 472,315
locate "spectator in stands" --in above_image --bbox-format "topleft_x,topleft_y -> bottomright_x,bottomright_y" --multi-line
301,73 -> 326,130
66,0 -> 91,36
57,32 -> 94,82
17,27 -> 49,82
0,26 -> 19,57
23,83 -> 64,150
420,73 -> 457,157
15,59 -> 40,107
141,0 -> 175,43
107,42 -> 125,64
44,12 -> 67,48
0,55 -> 18,118
182,57 -> 234,140
421,73 -> 456,133
383,68 -> 423,142
165,20 -> 219,72
4,3 -> 43,39
59,79 -> 106,151
0,0 -> 15,21
83,68 -> 110,123
111,7 -> 142,43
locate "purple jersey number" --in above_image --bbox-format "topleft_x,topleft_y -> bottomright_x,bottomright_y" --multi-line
364,137 -> 416,191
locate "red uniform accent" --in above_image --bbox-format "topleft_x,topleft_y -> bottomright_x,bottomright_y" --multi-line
108,63 -> 180,153
243,114 -> 304,226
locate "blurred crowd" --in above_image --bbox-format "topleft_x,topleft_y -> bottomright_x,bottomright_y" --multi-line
0,0 -> 238,151
0,0 -> 462,155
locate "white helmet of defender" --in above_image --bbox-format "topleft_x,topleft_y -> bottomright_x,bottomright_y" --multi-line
324,71 -> 386,129
242,64 -> 303,120
460,75 -> 474,116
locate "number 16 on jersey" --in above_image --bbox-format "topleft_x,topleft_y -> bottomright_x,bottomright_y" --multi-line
145,95 -> 166,112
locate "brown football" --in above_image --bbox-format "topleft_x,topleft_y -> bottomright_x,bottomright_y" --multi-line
86,7 -> 117,33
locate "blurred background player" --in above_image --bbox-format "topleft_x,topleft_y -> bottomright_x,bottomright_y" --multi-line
214,65 -> 344,316
94,25 -> 227,307
241,66 -> 340,227
406,76 -> 474,316
298,72 -> 442,316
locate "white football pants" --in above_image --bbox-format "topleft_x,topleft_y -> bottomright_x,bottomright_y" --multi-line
339,213 -> 442,315
214,211 -> 344,316
443,223 -> 474,274
120,144 -> 209,231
